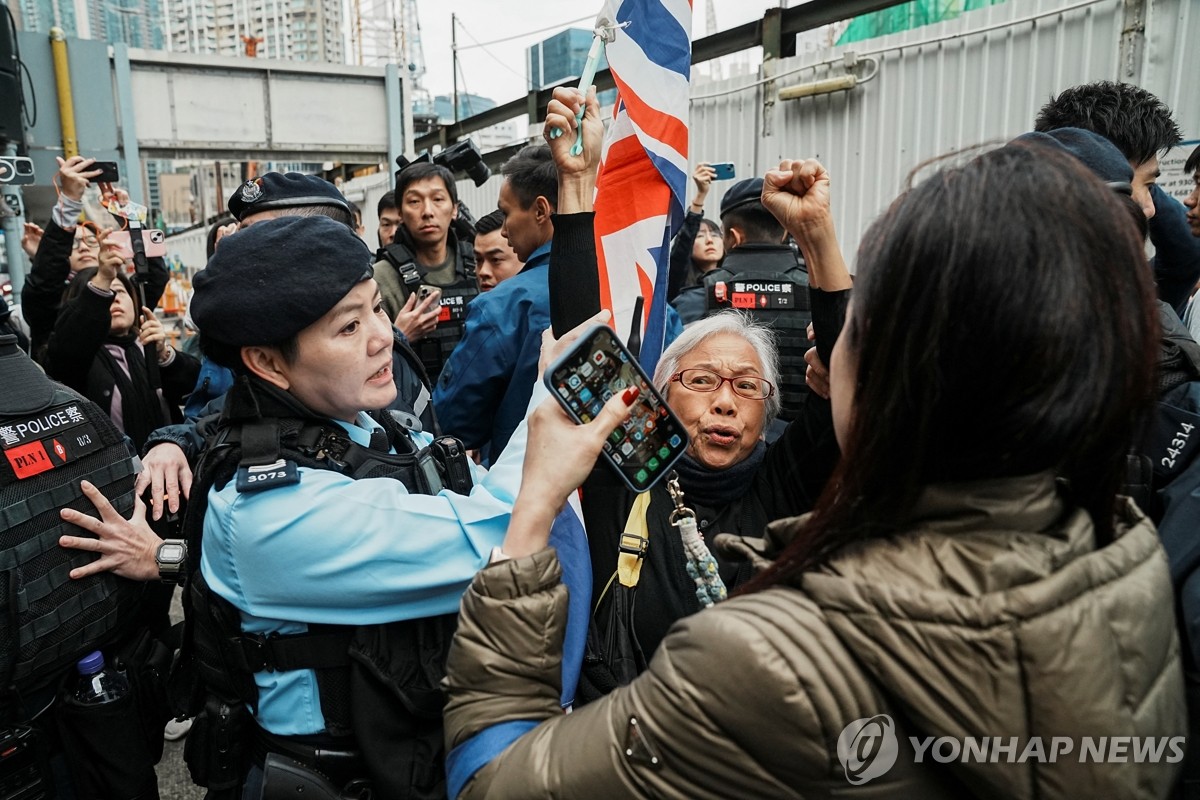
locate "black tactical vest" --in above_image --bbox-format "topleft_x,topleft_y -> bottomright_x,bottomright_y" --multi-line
703,245 -> 813,421
177,376 -> 458,799
0,335 -> 145,714
380,239 -> 479,384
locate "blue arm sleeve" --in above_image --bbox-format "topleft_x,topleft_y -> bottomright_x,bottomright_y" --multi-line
1148,184 -> 1200,316
432,300 -> 517,449
201,385 -> 549,625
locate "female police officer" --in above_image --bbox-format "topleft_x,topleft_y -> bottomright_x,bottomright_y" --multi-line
58,215 -> 635,798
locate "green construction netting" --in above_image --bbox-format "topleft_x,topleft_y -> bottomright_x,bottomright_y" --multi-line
837,0 -> 1008,45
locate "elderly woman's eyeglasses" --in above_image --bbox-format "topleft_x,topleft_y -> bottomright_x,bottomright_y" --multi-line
670,368 -> 774,400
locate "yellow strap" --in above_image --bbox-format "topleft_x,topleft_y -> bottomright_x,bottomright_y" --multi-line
616,491 -> 652,588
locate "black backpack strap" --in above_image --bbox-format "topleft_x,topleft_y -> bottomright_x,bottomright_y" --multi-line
456,236 -> 477,281
380,243 -> 424,291
238,420 -> 282,467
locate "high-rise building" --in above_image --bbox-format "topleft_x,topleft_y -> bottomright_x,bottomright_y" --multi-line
17,0 -> 84,37
526,28 -> 616,107
92,0 -> 165,48
527,28 -> 599,91
434,92 -> 493,123
18,0 -> 165,48
168,0 -> 343,63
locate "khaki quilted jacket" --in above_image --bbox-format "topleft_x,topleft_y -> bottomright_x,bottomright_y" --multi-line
444,474 -> 1185,799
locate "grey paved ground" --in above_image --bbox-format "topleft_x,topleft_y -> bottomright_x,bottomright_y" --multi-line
159,738 -> 204,799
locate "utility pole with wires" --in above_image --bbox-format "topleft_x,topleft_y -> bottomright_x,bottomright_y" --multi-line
451,13 -> 458,122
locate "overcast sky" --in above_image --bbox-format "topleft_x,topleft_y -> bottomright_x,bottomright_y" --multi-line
413,0 -> 786,105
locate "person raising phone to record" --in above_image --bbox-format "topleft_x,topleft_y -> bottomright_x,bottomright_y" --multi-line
41,225 -> 199,455
21,155 -> 172,361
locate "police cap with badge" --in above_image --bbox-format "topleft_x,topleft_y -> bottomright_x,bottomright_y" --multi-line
227,172 -> 351,222
191,215 -> 374,348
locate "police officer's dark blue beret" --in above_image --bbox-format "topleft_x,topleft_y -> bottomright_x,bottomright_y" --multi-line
227,172 -> 351,222
1011,128 -> 1134,193
720,177 -> 765,218
190,216 -> 374,346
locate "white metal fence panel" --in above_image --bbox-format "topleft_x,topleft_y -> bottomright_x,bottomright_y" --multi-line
450,0 -> 1196,269
689,0 -> 1147,267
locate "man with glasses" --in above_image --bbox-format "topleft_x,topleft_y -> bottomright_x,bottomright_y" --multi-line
21,155 -> 169,361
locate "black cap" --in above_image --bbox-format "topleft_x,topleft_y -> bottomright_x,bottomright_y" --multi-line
190,216 -> 374,347
227,172 -> 351,222
0,334 -> 56,415
1011,128 -> 1134,195
720,177 -> 765,218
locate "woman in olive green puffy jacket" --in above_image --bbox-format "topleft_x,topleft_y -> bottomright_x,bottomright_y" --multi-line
444,146 -> 1185,800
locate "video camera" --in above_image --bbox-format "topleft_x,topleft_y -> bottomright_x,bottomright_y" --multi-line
395,139 -> 490,188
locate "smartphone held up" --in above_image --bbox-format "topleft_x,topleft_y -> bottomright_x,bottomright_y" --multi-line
710,162 -> 736,180
87,162 -> 121,184
545,325 -> 688,493
108,229 -> 167,260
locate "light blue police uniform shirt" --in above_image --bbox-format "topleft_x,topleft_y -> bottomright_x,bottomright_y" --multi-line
199,383 -> 550,735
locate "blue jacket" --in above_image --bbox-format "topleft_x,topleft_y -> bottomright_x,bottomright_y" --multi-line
1149,184 -> 1200,317
433,244 -> 553,462
183,358 -> 235,420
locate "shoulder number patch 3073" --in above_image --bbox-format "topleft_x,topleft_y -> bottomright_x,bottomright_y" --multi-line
236,459 -> 300,493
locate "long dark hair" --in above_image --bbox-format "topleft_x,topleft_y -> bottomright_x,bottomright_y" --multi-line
747,143 -> 1160,591
63,267 -> 140,336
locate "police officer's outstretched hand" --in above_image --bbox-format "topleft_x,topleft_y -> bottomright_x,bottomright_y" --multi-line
544,86 -> 603,213
58,481 -> 162,582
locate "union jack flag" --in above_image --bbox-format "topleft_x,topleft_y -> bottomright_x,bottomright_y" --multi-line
594,0 -> 692,375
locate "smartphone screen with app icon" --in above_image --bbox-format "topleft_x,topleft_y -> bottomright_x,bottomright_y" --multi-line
544,325 -> 689,493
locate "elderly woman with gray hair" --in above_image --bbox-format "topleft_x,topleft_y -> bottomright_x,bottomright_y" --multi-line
538,129 -> 852,699
531,87 -> 852,701
576,298 -> 846,694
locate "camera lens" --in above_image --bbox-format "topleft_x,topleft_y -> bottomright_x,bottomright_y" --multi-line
465,161 -> 491,187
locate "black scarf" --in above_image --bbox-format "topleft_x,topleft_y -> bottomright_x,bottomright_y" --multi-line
97,332 -> 165,453
672,440 -> 767,509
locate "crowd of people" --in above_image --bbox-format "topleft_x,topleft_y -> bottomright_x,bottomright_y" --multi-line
2,77 -> 1200,799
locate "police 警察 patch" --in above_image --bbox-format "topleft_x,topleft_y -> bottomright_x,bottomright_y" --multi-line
1,402 -> 104,479
240,179 -> 264,204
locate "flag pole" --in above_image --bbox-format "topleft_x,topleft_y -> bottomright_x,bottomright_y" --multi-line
549,10 -> 622,155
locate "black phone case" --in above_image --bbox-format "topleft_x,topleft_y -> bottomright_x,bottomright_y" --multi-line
544,325 -> 688,493
90,162 -> 120,183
